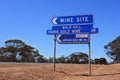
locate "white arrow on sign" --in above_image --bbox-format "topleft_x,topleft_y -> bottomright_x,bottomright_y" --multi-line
56,34 -> 89,44
52,17 -> 57,25
56,35 -> 61,43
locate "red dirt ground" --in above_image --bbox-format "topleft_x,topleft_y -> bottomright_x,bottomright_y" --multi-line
0,63 -> 120,80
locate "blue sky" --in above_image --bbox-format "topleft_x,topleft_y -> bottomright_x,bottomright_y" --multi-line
0,0 -> 120,60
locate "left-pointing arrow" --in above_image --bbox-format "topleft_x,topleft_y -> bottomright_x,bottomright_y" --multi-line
56,34 -> 90,44
56,35 -> 61,43
52,17 -> 57,25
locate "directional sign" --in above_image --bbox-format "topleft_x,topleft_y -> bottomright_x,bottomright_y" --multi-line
47,28 -> 98,35
52,15 -> 94,25
90,28 -> 99,34
52,25 -> 93,30
57,34 -> 90,44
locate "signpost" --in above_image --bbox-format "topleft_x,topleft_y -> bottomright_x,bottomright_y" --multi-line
57,34 -> 89,44
47,14 -> 98,76
52,15 -> 94,25
54,35 -> 57,71
52,25 -> 93,30
47,28 -> 98,35
88,40 -> 91,76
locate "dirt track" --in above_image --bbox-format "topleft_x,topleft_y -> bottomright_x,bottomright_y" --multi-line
0,63 -> 120,80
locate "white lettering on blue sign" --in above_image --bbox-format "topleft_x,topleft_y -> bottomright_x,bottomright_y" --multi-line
77,17 -> 88,22
48,30 -> 59,34
60,17 -> 89,23
60,30 -> 70,34
83,39 -> 87,42
91,28 -> 96,33
60,18 -> 73,23
71,30 -> 80,33
79,39 -> 83,41
62,39 -> 79,42
62,25 -> 82,29
52,15 -> 93,25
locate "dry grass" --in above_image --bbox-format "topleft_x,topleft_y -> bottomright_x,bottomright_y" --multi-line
0,63 -> 120,80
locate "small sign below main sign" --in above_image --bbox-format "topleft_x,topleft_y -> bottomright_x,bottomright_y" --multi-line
52,25 -> 93,30
47,28 -> 98,35
76,34 -> 89,38
57,34 -> 90,44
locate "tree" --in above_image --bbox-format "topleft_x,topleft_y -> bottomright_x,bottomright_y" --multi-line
69,53 -> 78,63
69,52 -> 88,64
99,58 -> 107,64
77,52 -> 88,64
1,39 -> 43,62
104,36 -> 120,63
94,57 -> 107,64
4,39 -> 25,62
56,55 -> 66,63
19,45 -> 35,62
48,57 -> 54,63
0,47 -> 5,62
37,55 -> 48,63
94,58 -> 100,64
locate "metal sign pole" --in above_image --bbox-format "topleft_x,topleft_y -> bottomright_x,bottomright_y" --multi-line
88,36 -> 91,76
54,35 -> 57,71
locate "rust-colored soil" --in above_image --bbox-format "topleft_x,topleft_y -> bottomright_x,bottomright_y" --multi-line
0,63 -> 120,80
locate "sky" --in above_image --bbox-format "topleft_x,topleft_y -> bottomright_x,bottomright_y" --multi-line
0,0 -> 120,61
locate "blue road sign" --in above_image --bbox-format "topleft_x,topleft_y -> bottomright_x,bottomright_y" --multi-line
52,25 -> 93,30
52,15 -> 94,25
91,28 -> 99,34
57,34 -> 90,44
47,28 -> 98,35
